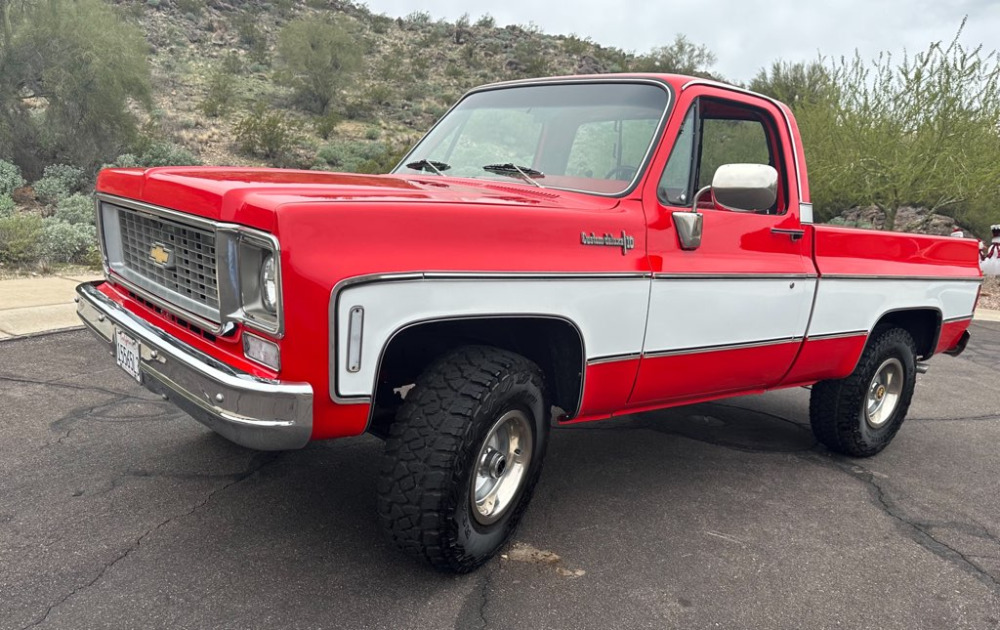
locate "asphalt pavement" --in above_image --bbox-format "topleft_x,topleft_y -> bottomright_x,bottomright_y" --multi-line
1,324 -> 999,630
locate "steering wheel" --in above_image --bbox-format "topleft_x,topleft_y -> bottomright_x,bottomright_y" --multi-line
604,165 -> 638,180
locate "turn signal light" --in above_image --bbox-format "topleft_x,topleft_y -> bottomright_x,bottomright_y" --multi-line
243,332 -> 280,371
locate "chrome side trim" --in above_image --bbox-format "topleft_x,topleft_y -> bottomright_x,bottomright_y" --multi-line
421,271 -> 652,280
943,315 -> 975,323
587,352 -> 641,365
820,275 -> 984,283
363,313 -> 588,425
653,273 -> 817,280
643,336 -> 802,359
805,330 -> 868,341
76,281 -> 312,450
328,272 -> 599,416
869,306 -> 945,361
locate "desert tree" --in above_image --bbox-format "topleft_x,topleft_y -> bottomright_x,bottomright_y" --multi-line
277,16 -> 362,114
0,0 -> 152,177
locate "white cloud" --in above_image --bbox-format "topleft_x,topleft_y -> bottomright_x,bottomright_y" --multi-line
360,0 -> 1000,82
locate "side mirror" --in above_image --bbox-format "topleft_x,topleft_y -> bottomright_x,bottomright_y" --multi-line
712,164 -> 778,212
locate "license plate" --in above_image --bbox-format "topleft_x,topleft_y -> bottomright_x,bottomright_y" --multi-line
115,329 -> 142,383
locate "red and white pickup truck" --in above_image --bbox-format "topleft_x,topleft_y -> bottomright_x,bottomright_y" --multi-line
77,74 -> 983,572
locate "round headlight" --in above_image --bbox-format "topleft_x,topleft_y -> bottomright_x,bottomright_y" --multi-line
260,254 -> 278,314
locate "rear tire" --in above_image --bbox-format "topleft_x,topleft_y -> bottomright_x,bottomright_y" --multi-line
376,345 -> 549,572
809,327 -> 917,457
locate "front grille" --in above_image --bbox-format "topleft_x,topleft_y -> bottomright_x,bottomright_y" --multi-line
118,210 -> 220,315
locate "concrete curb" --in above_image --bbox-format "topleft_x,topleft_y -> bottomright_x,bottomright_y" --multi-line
974,308 -> 1000,323
0,274 -> 102,339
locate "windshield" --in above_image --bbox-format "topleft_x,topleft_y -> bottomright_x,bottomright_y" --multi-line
393,82 -> 670,195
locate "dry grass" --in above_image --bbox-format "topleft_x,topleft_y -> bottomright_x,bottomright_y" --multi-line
0,262 -> 100,281
980,275 -> 1000,311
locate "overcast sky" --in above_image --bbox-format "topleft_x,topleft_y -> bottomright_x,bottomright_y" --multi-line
361,0 -> 1000,83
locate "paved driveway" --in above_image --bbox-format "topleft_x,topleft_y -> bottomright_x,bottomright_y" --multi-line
2,324 -> 999,629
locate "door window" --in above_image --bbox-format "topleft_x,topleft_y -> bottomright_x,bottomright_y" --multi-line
657,97 -> 786,214
657,107 -> 697,205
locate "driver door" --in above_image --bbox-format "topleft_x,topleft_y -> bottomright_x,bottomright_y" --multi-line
628,87 -> 816,408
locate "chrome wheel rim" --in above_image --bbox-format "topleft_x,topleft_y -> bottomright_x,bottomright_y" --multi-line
471,410 -> 533,526
865,358 -> 904,428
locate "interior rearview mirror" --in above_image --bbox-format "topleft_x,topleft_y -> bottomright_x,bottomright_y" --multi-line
711,164 -> 778,212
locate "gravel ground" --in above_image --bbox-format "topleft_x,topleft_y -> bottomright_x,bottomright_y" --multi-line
981,275 -> 1000,311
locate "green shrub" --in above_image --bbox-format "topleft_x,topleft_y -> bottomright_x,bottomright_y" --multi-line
234,106 -> 299,159
200,69 -> 237,117
371,14 -> 393,34
315,140 -> 404,174
221,51 -> 245,75
343,99 -> 374,120
0,195 -> 15,218
34,164 -> 88,205
273,0 -> 296,16
315,110 -> 343,140
106,142 -> 201,168
0,213 -> 44,264
54,194 -> 95,225
233,11 -> 269,64
41,219 -> 98,263
562,34 -> 592,56
175,0 -> 203,16
404,11 -> 431,26
0,160 -> 26,197
365,83 -> 392,106
474,14 -> 495,28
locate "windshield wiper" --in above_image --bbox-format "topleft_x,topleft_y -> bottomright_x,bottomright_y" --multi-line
406,159 -> 451,175
482,163 -> 545,188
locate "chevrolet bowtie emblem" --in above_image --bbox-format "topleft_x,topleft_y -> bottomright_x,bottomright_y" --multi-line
149,243 -> 174,268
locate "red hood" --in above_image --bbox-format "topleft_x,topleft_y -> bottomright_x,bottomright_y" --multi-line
96,167 -> 621,231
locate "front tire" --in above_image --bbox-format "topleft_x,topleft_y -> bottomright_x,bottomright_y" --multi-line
376,345 -> 549,572
809,327 -> 917,457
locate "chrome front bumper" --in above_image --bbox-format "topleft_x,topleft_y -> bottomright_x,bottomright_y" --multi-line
76,281 -> 313,450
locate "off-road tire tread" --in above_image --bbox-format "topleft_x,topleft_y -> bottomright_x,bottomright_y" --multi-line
809,327 -> 916,457
376,345 -> 547,572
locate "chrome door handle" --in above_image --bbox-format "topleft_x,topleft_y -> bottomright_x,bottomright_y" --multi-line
771,228 -> 805,241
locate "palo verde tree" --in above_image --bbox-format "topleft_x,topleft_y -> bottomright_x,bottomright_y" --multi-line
775,23 -> 1000,234
749,60 -> 836,108
630,35 -> 718,79
277,16 -> 362,115
0,0 -> 152,178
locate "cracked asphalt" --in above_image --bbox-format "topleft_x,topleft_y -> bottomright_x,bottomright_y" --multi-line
1,324 -> 999,630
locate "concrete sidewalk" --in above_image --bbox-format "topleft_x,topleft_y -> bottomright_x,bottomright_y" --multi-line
0,274 -> 998,339
0,274 -> 104,339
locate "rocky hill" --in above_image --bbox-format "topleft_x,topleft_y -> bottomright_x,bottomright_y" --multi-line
125,0 -> 644,170
830,206 -> 961,235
